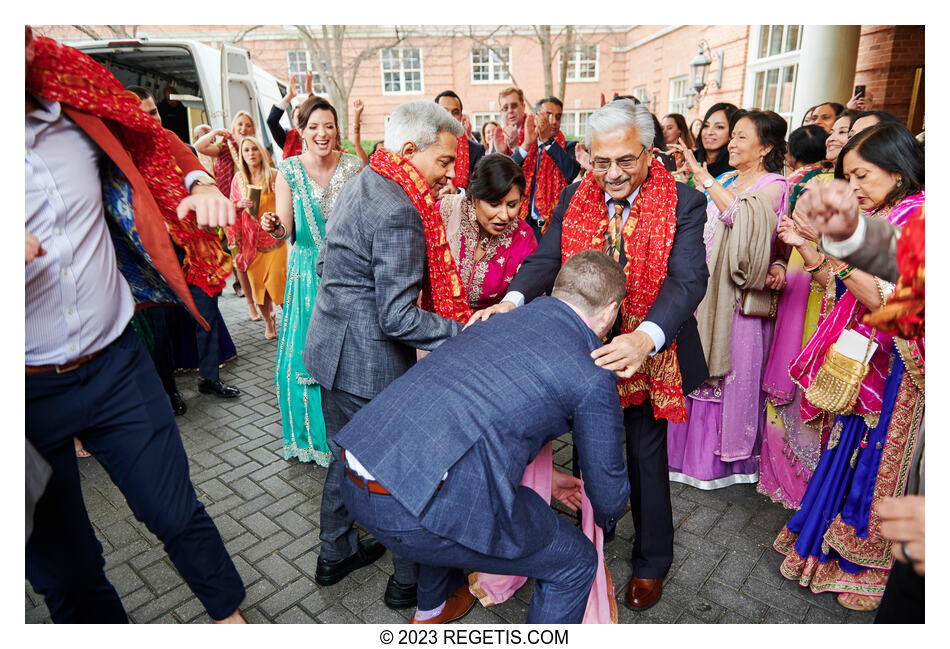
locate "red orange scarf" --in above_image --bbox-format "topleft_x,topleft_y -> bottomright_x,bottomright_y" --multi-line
519,131 -> 569,234
284,129 -> 303,158
561,158 -> 687,422
453,136 -> 470,189
27,36 -> 230,297
369,149 -> 472,323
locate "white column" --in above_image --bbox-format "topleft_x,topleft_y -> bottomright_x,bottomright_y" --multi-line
791,25 -> 861,127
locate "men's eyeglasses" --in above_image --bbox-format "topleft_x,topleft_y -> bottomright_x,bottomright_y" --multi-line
592,147 -> 648,172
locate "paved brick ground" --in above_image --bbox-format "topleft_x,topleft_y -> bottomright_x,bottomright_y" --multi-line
26,293 -> 875,624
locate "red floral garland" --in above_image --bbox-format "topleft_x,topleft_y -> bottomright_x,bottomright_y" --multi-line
27,36 -> 231,297
453,136 -> 470,189
369,149 -> 472,323
518,131 -> 569,234
561,158 -> 688,422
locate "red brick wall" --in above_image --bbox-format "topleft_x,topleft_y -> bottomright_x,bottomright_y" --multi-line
853,25 -> 924,122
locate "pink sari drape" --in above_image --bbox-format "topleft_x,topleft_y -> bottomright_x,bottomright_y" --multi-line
467,442 -> 617,624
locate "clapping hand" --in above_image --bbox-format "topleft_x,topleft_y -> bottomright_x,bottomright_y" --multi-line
460,113 -> 474,140
666,138 -> 705,177
494,125 -> 509,154
523,113 -> 538,146
551,470 -> 583,511
305,70 -> 314,95
283,75 -> 298,104
575,142 -> 592,172
503,123 -> 520,151
795,179 -> 860,242
352,98 -> 364,119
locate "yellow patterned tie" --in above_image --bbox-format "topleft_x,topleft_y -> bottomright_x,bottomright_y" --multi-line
603,199 -> 627,262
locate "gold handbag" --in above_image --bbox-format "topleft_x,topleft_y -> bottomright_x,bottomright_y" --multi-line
804,321 -> 877,415
740,288 -> 778,318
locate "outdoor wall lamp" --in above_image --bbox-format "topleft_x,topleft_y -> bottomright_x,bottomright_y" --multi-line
690,40 -> 724,95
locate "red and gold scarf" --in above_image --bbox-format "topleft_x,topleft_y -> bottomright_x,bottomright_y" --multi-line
213,131 -> 239,196
283,129 -> 303,158
519,131 -> 569,234
453,136 -> 470,189
369,149 -> 472,323
27,36 -> 231,297
561,158 -> 687,422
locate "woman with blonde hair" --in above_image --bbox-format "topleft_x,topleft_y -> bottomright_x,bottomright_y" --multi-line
227,136 -> 287,340
195,110 -> 262,318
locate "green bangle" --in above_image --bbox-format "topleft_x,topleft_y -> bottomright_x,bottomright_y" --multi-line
836,264 -> 856,280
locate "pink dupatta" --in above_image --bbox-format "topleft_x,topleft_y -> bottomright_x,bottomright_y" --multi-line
790,191 -> 925,424
467,442 -> 617,623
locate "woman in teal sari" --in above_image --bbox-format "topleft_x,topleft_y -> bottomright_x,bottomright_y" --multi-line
262,96 -> 362,465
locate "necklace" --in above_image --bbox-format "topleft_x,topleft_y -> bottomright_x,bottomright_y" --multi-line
478,235 -> 491,251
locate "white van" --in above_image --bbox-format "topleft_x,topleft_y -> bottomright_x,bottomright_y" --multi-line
73,37 -> 290,158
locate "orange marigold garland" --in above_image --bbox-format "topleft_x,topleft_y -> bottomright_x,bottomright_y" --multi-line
369,149 -> 472,323
27,36 -> 230,297
518,131 -> 569,233
453,136 -> 470,189
561,158 -> 688,423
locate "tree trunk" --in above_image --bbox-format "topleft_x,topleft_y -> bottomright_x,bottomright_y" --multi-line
557,27 -> 575,102
539,25 -> 553,101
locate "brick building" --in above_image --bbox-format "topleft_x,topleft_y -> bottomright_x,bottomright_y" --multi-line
37,24 -> 924,143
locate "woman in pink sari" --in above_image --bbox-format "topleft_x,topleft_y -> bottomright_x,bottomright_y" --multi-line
439,154 -> 617,623
665,110 -> 790,489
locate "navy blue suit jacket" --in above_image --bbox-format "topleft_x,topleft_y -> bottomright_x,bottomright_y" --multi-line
336,297 -> 630,559
507,178 -> 710,396
466,138 -> 485,177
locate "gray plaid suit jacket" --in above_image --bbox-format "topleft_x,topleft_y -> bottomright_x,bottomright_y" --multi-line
304,167 -> 462,400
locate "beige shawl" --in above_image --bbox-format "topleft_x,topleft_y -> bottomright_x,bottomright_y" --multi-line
696,190 -> 779,378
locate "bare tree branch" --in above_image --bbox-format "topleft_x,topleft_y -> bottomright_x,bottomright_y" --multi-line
106,25 -> 130,38
233,25 -> 262,44
72,25 -> 102,40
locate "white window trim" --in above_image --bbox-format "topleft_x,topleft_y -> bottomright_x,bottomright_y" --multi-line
668,75 -> 690,115
632,86 -> 648,104
380,47 -> 425,96
470,46 -> 512,85
561,44 -> 599,83
286,50 -> 327,94
742,26 -> 803,121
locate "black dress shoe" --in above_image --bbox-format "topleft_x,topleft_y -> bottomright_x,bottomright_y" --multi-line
198,379 -> 240,398
170,391 -> 187,416
315,538 -> 385,586
384,574 -> 418,610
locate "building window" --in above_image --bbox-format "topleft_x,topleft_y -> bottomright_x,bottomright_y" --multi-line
669,76 -> 690,115
381,47 -> 423,94
745,25 -> 803,123
564,45 -> 598,82
632,86 -> 648,104
286,50 -> 326,93
562,110 -> 594,140
471,46 -> 511,83
472,112 -> 501,136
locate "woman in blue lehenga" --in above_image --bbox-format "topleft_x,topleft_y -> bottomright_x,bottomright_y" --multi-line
263,96 -> 362,465
771,123 -> 924,611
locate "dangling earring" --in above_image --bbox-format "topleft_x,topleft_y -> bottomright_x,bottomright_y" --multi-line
896,175 -> 903,188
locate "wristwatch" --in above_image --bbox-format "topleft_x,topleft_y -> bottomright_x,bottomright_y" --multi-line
702,176 -> 715,189
189,174 -> 217,192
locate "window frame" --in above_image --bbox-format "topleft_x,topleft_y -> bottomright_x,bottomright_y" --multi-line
562,44 -> 599,83
470,45 -> 512,84
668,76 -> 690,115
380,46 -> 424,95
743,25 -> 803,124
286,49 -> 326,94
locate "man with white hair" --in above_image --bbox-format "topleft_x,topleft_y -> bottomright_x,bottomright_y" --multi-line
303,100 -> 466,610
470,99 -> 710,611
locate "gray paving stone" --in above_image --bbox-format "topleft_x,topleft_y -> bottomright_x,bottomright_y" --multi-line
275,510 -> 314,537
243,511 -> 282,538
259,576 -> 315,617
256,553 -> 303,586
105,563 -> 146,597
342,569 -> 391,614
360,599 -> 413,624
128,583 -> 193,624
670,551 -> 720,589
243,530 -> 294,563
139,560 -> 185,595
679,505 -> 722,536
804,604 -> 847,624
275,605 -> 317,624
741,577 -> 809,620
699,579 -> 768,622
317,603 -> 364,624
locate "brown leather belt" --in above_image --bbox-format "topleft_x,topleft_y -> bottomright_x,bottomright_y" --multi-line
26,348 -> 106,374
342,450 -> 392,495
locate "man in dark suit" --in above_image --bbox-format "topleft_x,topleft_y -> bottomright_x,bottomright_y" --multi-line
471,99 -> 709,611
434,90 -> 484,196
337,251 -> 631,624
512,96 -> 581,241
304,101 -> 465,609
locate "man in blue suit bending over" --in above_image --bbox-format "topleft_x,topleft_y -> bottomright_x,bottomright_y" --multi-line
336,251 -> 630,624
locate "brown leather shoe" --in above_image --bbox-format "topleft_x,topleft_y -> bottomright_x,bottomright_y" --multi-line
410,585 -> 476,624
624,576 -> 663,610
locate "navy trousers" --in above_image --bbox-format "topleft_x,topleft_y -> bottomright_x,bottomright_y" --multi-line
319,388 -> 418,587
341,475 -> 597,622
187,284 -> 222,382
25,327 -> 245,622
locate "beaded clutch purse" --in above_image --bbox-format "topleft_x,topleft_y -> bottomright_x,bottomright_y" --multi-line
740,288 -> 778,318
804,325 -> 877,415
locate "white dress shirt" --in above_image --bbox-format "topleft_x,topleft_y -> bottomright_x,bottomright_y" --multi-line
502,185 -> 666,354
26,98 -> 135,365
